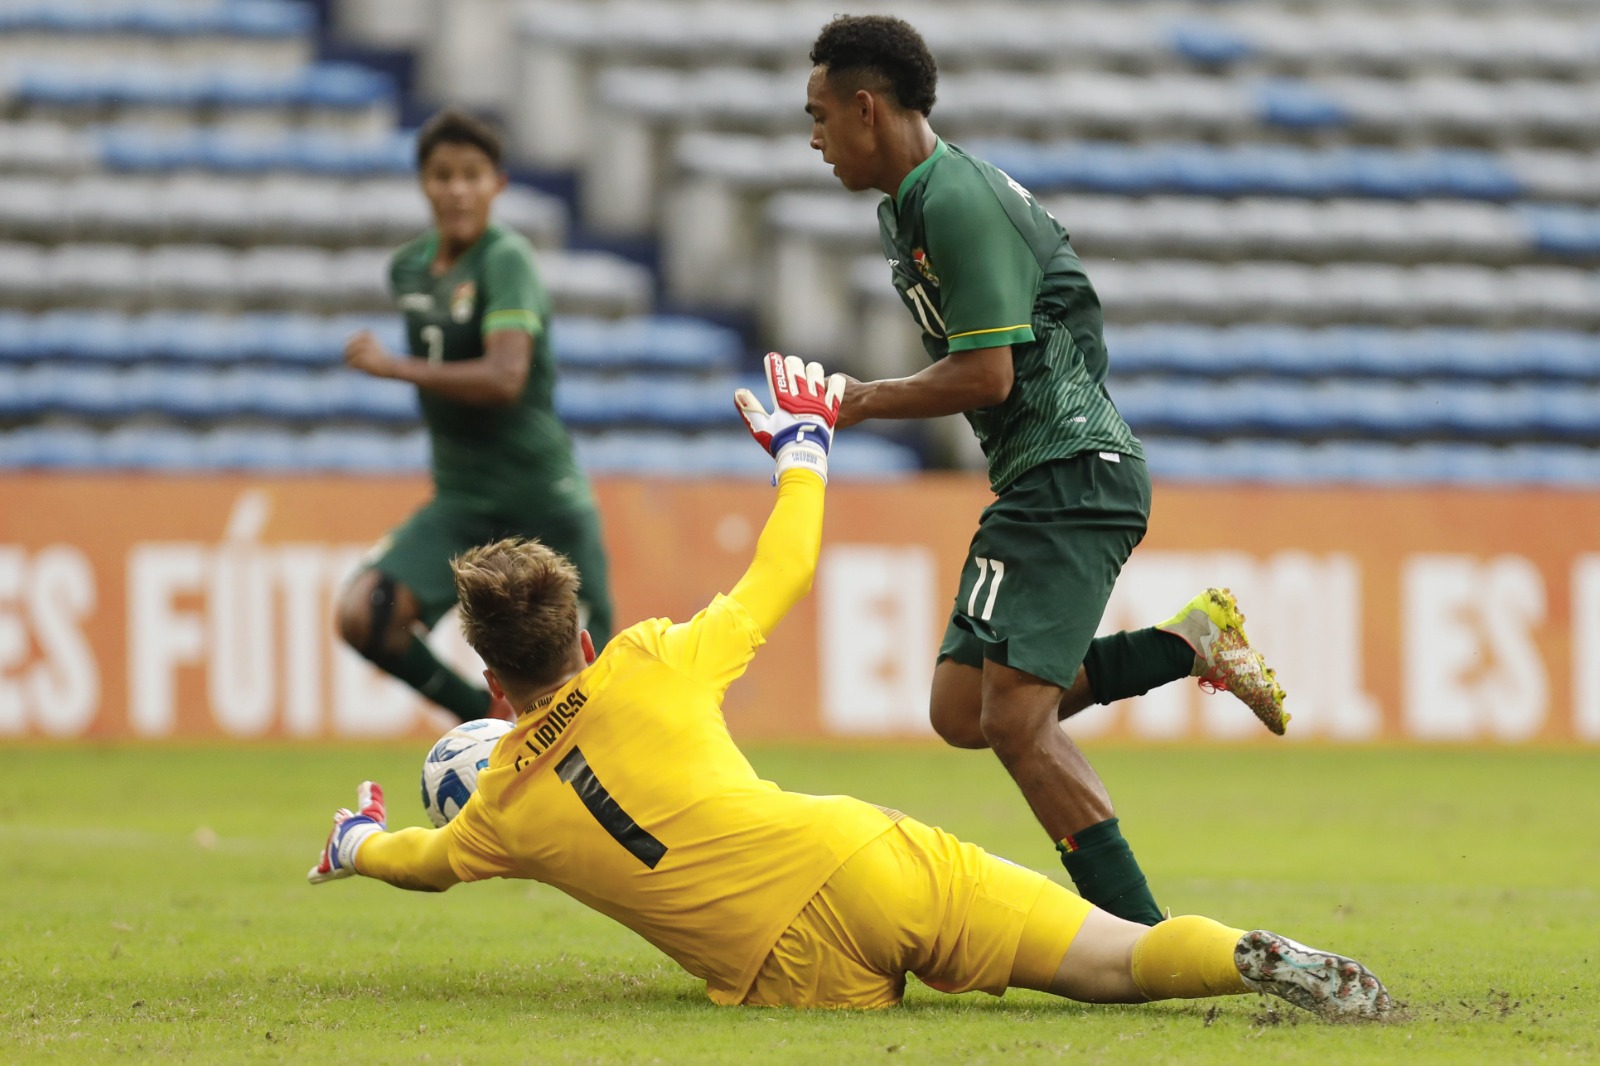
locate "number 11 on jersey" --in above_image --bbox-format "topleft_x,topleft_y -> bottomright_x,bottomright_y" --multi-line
966,556 -> 1006,622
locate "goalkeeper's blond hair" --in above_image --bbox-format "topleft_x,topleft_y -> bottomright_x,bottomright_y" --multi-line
451,537 -> 581,690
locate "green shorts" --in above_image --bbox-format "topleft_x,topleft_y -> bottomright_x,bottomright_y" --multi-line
365,494 -> 614,645
938,452 -> 1150,690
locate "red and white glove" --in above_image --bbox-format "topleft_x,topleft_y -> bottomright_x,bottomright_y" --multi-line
307,781 -> 386,885
734,352 -> 846,483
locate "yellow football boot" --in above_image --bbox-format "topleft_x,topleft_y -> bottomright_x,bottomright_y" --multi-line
1157,587 -> 1290,736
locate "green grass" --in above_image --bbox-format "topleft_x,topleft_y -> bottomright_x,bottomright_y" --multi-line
2,743 -> 1597,1064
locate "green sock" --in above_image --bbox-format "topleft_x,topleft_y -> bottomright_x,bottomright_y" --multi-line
381,636 -> 492,722
1057,817 -> 1164,926
1081,627 -> 1196,704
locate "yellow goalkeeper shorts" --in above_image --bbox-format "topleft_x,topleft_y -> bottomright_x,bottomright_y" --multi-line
741,815 -> 1093,1008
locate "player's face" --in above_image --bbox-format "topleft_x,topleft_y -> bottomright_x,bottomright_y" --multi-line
419,142 -> 507,248
806,66 -> 877,192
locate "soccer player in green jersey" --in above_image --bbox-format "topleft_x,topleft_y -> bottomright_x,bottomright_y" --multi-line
336,109 -> 613,723
804,16 -> 1288,925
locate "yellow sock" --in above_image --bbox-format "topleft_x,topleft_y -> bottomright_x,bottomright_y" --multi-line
1130,915 -> 1251,1000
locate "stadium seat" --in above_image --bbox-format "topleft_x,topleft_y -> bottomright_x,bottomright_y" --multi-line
556,317 -> 742,371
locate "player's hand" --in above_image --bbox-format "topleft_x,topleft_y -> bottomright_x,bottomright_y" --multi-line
343,332 -> 398,378
833,374 -> 866,430
307,781 -> 387,885
734,352 -> 846,482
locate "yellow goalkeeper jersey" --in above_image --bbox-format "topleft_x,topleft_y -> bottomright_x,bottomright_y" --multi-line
434,485 -> 899,1003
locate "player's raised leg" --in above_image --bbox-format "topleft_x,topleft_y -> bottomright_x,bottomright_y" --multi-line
932,586 -> 1290,740
1154,587 -> 1289,735
335,565 -> 495,722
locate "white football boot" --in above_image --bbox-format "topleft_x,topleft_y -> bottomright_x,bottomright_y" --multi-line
1235,929 -> 1392,1020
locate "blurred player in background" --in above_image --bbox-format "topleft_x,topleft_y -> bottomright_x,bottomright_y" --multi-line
308,355 -> 1389,1021
336,108 -> 613,722
805,16 -> 1288,925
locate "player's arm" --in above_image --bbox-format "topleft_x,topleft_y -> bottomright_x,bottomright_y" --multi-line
726,353 -> 846,636
344,328 -> 532,406
839,178 -> 1042,429
835,345 -> 1013,428
307,782 -> 462,893
344,238 -> 541,405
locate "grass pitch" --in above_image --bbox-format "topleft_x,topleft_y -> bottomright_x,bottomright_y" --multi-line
2,743 -> 1596,1064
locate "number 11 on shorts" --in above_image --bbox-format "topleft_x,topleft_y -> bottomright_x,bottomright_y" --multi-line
966,556 -> 1006,622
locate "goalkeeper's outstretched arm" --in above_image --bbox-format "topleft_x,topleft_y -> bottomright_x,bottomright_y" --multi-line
354,827 -> 461,892
308,782 -> 462,892
726,469 -> 826,637
726,353 -> 846,637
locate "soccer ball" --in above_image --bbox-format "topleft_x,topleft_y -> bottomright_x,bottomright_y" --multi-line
420,718 -> 512,827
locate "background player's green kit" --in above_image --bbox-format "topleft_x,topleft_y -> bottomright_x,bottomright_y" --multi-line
369,223 -> 613,716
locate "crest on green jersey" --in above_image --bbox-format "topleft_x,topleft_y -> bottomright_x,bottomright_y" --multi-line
912,248 -> 940,286
450,282 -> 476,323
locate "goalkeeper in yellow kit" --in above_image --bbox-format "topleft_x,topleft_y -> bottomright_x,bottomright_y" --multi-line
308,354 -> 1390,1019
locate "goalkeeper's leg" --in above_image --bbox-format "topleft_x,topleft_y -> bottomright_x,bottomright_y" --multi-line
1009,882 -> 1391,1020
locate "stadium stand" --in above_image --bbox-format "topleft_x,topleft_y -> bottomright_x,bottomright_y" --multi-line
0,0 -> 920,477
345,0 -> 1600,487
5,0 -> 1598,485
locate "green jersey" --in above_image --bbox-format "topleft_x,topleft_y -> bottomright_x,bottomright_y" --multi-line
389,223 -> 590,513
876,139 -> 1143,492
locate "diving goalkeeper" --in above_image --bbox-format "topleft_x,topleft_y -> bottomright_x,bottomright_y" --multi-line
308,354 -> 1390,1019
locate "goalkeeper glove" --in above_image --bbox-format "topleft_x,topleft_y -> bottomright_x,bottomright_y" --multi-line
734,352 -> 846,483
307,781 -> 386,884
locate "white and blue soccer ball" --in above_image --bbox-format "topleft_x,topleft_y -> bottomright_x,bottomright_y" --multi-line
420,718 -> 512,827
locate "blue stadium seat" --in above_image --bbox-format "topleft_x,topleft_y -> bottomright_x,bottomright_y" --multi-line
29,311 -> 134,362
553,376 -> 613,428
1227,325 -> 1322,375
203,427 -> 303,472
100,425 -> 206,472
321,372 -> 420,423
298,65 -> 393,109
0,367 -> 41,416
31,365 -> 137,417
557,316 -> 741,371
1160,144 -> 1252,197
18,62 -> 392,111
0,2 -> 314,38
1433,150 -> 1522,200
289,131 -> 414,175
830,433 -> 920,478
1534,387 -> 1600,439
571,431 -> 654,475
211,1 -> 317,39
0,314 -> 34,363
0,426 -> 102,469
1106,325 -> 1215,374
1429,383 -> 1537,436
645,378 -> 741,429
225,368 -> 327,420
996,142 -> 1160,196
94,127 -> 199,172
1224,145 -> 1339,198
302,428 -> 429,473
1521,205 -> 1600,256
1166,20 -> 1258,65
1334,149 -> 1434,200
1512,444 -> 1600,488
1518,331 -> 1600,378
134,367 -> 220,420
1255,80 -> 1348,129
